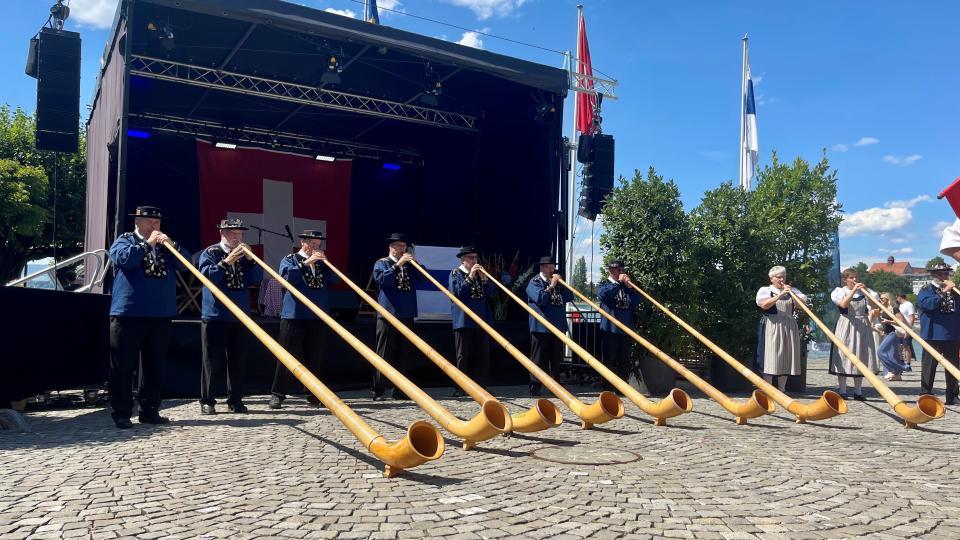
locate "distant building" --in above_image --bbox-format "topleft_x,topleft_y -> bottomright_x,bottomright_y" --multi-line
868,256 -> 932,294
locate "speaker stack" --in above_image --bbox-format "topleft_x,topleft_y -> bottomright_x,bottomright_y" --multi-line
27,27 -> 81,153
577,133 -> 615,220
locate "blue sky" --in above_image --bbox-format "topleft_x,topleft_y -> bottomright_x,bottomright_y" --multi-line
3,0 -> 959,278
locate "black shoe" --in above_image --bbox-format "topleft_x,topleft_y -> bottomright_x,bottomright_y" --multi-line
306,397 -> 324,409
200,404 -> 216,415
138,412 -> 170,425
391,391 -> 411,401
114,417 -> 133,429
269,395 -> 283,409
529,385 -> 542,397
451,388 -> 466,398
853,394 -> 867,401
227,402 -> 248,413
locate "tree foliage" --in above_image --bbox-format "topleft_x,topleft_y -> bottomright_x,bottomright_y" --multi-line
571,256 -> 594,296
0,104 -> 86,282
926,256 -> 946,269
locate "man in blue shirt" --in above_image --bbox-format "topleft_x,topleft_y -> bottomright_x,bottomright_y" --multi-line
916,262 -> 960,405
197,219 -> 262,415
595,260 -> 641,392
526,255 -> 573,396
269,229 -> 339,409
372,233 -> 418,400
107,205 -> 191,429
448,246 -> 496,396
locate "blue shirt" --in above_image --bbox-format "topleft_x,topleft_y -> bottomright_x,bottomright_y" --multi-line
279,253 -> 341,320
917,283 -> 960,341
373,257 -> 418,319
449,267 -> 496,330
108,232 -> 190,317
526,274 -> 573,333
199,243 -> 263,321
596,279 -> 641,334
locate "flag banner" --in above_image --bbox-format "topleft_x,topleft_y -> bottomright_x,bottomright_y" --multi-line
575,10 -> 596,134
411,245 -> 459,321
365,0 -> 380,24
740,42 -> 759,190
196,141 -> 352,271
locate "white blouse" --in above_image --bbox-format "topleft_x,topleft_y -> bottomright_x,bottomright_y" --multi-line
830,286 -> 878,306
756,285 -> 807,307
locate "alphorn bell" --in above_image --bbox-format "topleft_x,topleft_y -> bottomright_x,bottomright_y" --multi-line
862,292 -> 960,384
242,246 -> 510,450
161,241 -> 444,478
788,290 -> 945,428
409,260 -> 622,430
480,268 -> 692,426
560,278 -> 774,425
626,281 -> 847,424
330,258 -> 560,433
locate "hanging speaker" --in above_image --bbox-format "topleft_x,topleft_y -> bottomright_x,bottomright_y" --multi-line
35,27 -> 81,153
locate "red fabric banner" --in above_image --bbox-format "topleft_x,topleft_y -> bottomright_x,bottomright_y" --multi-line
196,141 -> 352,270
575,11 -> 596,135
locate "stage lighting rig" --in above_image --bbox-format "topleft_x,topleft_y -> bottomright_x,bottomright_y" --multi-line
146,20 -> 176,51
320,50 -> 344,85
48,0 -> 70,30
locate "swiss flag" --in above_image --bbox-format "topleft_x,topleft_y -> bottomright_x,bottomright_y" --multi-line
575,10 -> 596,135
938,177 -> 960,219
196,141 -> 352,270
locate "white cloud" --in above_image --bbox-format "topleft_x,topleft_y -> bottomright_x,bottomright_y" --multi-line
878,247 -> 914,255
831,144 -> 849,153
883,154 -> 923,166
839,207 -> 912,237
932,220 -> 953,237
883,195 -> 931,209
70,0 -> 118,29
445,0 -> 527,20
379,0 -> 402,10
889,237 -> 908,244
456,29 -> 487,49
325,8 -> 357,18
855,137 -> 879,146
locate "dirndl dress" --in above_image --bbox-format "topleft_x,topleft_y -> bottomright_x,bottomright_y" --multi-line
829,290 -> 878,377
756,292 -> 802,376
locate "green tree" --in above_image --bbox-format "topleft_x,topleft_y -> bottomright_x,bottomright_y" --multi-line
0,104 -> 86,282
852,262 -> 873,289
926,256 -> 946,269
599,167 -> 692,358
869,270 -> 911,295
572,256 -> 590,296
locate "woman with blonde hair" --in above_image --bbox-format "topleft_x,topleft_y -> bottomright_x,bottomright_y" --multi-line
829,268 -> 879,400
756,265 -> 808,391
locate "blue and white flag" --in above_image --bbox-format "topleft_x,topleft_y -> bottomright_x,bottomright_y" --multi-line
364,0 -> 380,24
740,37 -> 759,191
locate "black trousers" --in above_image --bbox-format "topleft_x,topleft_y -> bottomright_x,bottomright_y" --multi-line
109,316 -> 170,419
920,339 -> 960,401
530,331 -> 562,391
454,328 -> 490,387
601,330 -> 632,387
201,320 -> 249,406
273,319 -> 326,399
374,317 -> 414,396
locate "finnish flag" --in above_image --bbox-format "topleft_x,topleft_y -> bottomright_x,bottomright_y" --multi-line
740,41 -> 759,191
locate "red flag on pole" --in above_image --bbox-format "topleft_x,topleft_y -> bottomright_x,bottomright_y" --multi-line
575,10 -> 596,134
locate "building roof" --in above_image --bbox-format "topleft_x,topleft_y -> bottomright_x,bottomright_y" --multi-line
869,261 -> 913,275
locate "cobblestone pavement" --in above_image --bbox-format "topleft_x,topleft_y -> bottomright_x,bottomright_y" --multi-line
3,359 -> 960,539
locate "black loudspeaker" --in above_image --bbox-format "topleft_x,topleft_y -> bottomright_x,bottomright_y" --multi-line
576,133 -> 592,163
577,133 -> 615,221
589,133 -> 615,192
35,27 -> 81,153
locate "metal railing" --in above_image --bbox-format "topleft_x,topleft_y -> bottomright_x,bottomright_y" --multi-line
561,302 -> 603,383
6,250 -> 111,293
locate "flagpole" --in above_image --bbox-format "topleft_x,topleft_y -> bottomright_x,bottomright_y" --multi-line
566,4 -> 584,279
739,34 -> 748,191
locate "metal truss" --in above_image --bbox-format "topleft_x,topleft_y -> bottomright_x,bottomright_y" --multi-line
564,53 -> 618,101
128,112 -> 423,165
129,55 -> 478,131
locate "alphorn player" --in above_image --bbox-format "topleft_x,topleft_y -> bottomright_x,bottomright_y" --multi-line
448,245 -> 496,396
525,255 -> 573,396
595,260 -> 641,392
372,233 -> 418,401
755,265 -> 808,392
916,262 -> 960,405
829,268 -> 879,401
197,218 -> 261,415
107,205 -> 191,429
269,230 -> 339,409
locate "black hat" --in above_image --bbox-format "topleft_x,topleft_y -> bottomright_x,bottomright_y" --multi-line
929,262 -> 952,272
216,218 -> 248,231
385,233 -> 410,245
298,229 -> 325,240
607,260 -> 625,269
456,245 -> 479,258
536,256 -> 556,266
130,205 -> 162,219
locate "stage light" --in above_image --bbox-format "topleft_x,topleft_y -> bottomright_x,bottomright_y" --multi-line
320,70 -> 341,85
127,129 -> 151,139
419,93 -> 439,107
147,20 -> 175,51
215,142 -> 237,149
315,154 -> 335,161
534,96 -> 557,126
382,163 -> 401,171
424,62 -> 442,96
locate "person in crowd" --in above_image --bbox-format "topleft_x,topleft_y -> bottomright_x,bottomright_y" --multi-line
875,293 -> 911,381
525,256 -> 573,396
896,293 -> 917,367
107,205 -> 191,429
372,233 -> 418,400
197,219 -> 261,415
916,262 -> 960,405
829,268 -> 879,401
448,246 -> 496,396
755,266 -> 808,392
595,260 -> 641,392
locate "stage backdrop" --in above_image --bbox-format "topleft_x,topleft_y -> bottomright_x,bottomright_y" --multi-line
196,141 -> 352,269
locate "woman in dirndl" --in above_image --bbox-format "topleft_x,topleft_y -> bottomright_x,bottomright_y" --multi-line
829,267 -> 879,401
756,265 -> 808,392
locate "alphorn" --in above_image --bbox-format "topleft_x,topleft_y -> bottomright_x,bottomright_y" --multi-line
788,290 -> 945,428
162,242 -> 443,477
242,246 -> 510,450
560,278 -> 774,425
626,281 -> 847,423
480,268 -> 692,426
862,292 -> 960,383
321,258 -> 556,435
409,260 -> 622,430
